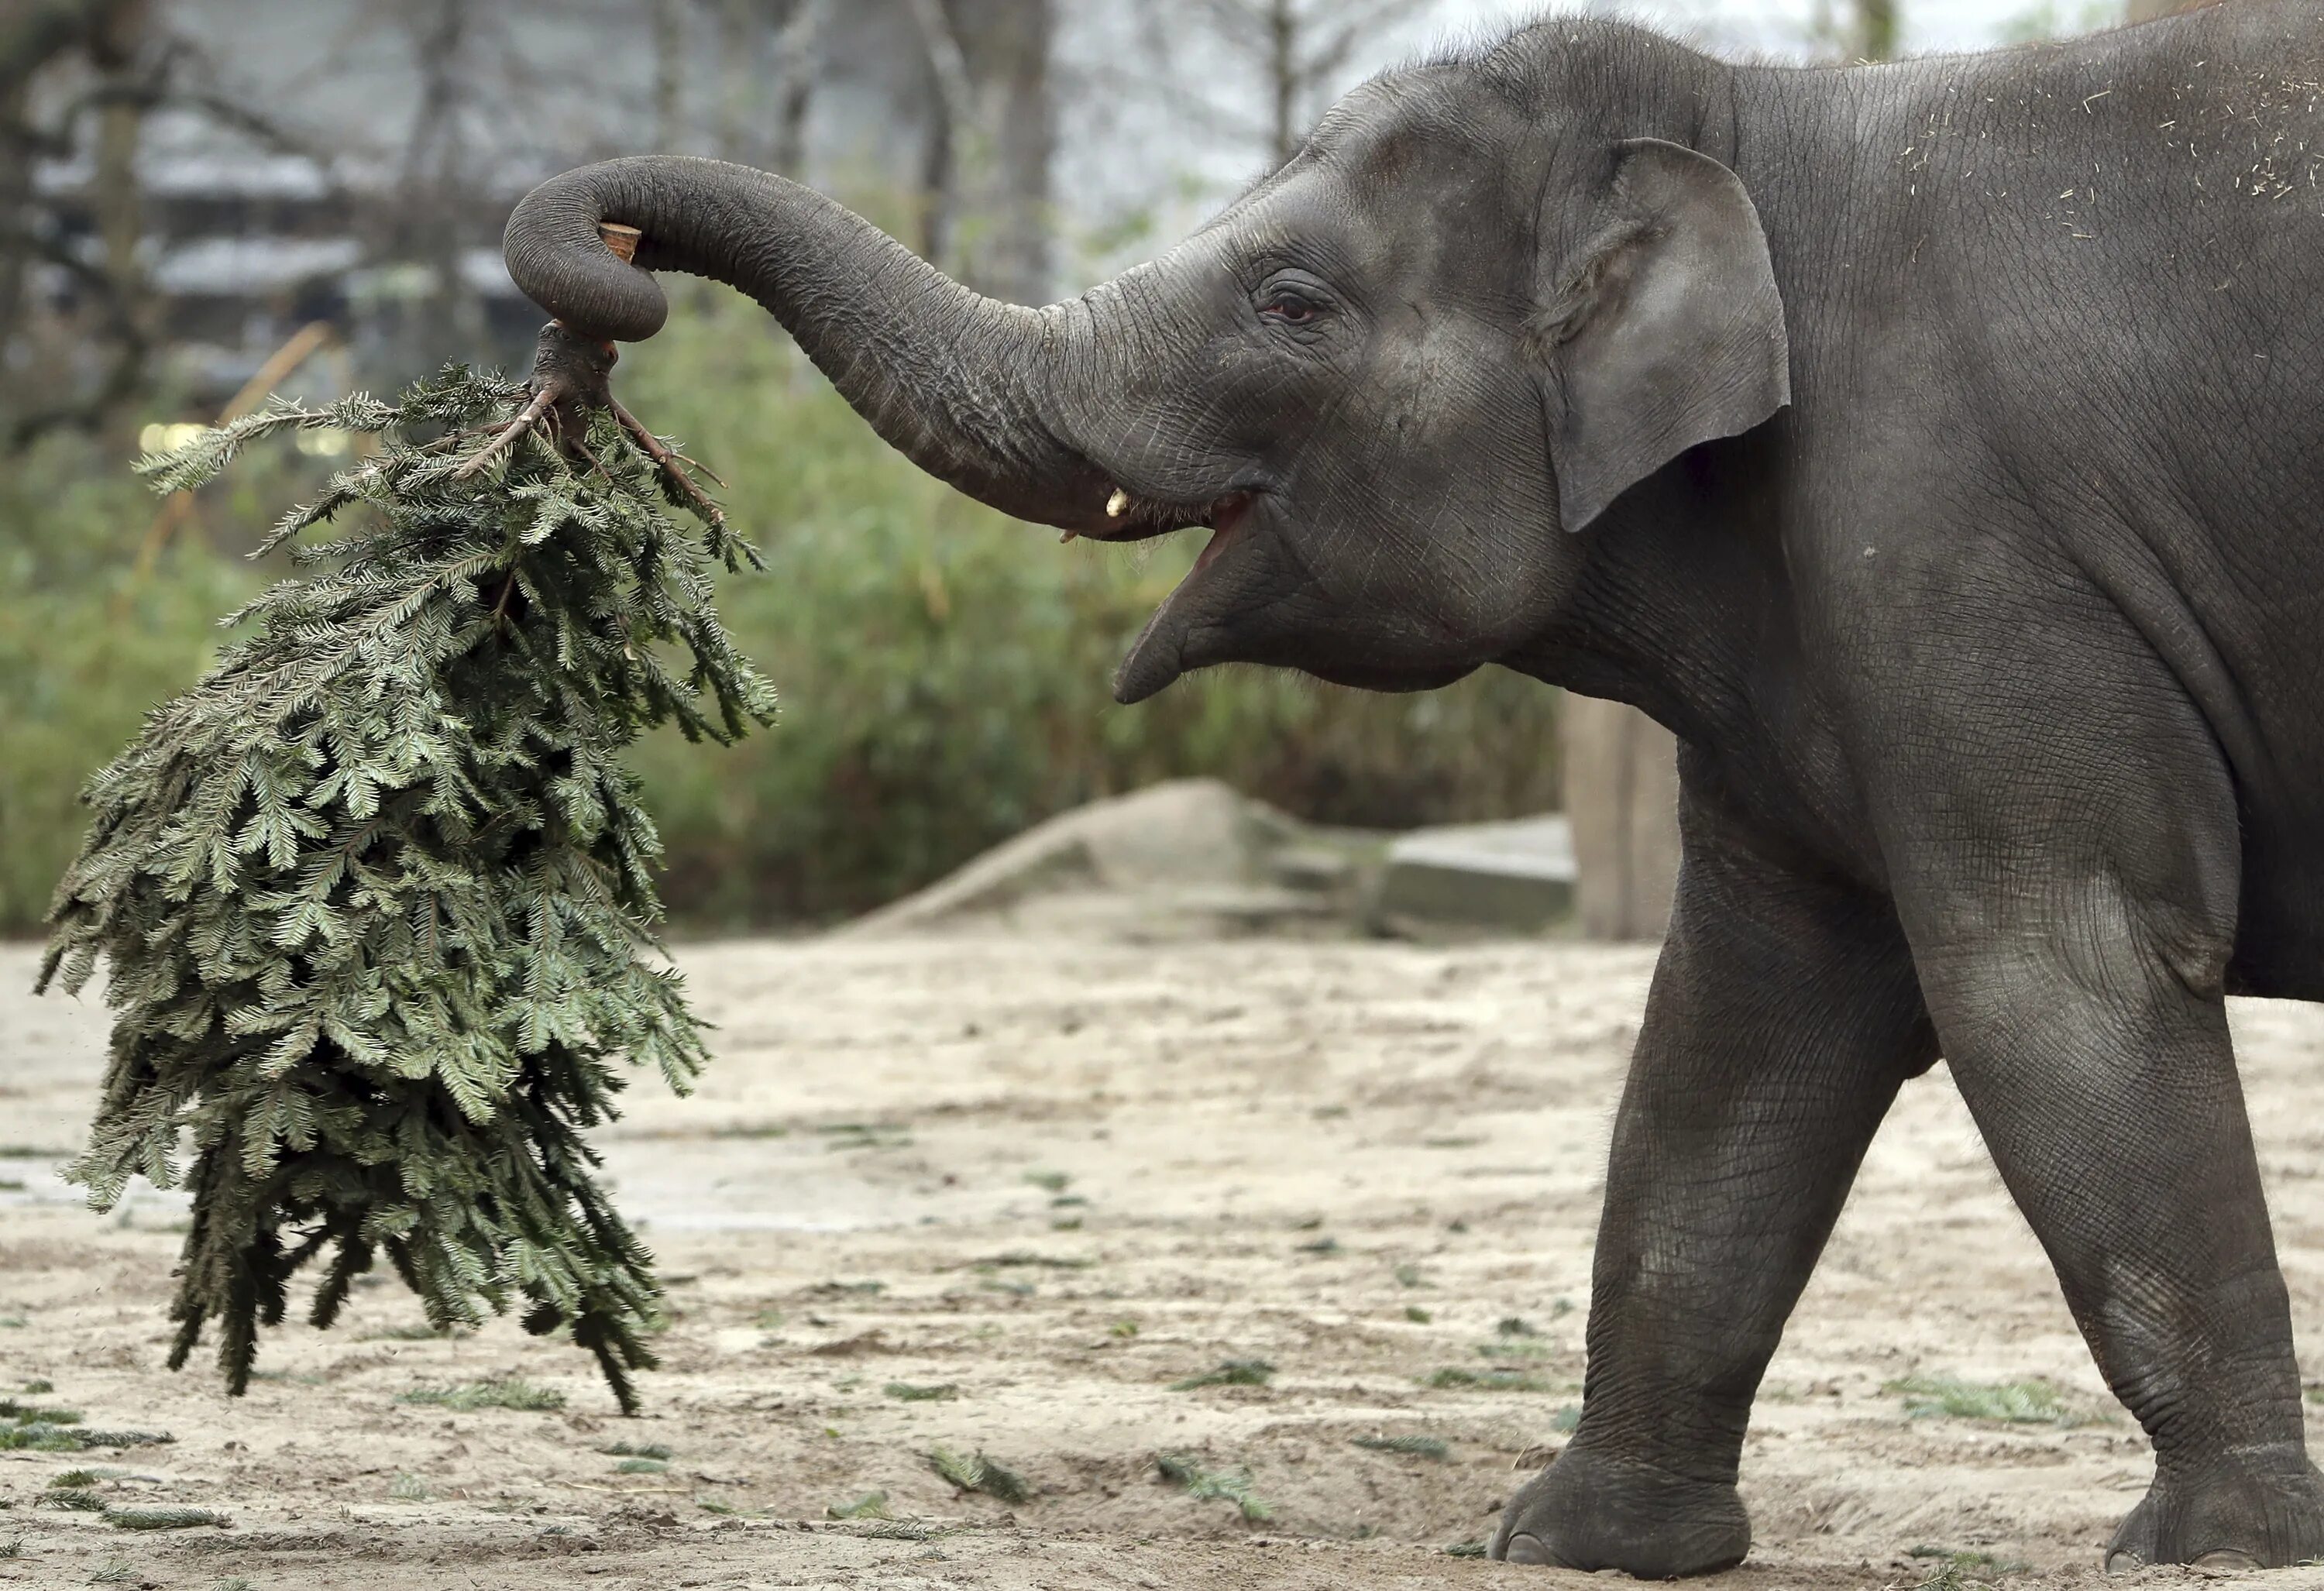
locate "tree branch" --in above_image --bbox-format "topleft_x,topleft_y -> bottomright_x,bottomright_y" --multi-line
904,0 -> 978,144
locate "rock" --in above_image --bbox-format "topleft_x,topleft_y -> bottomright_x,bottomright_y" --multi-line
842,779 -> 1570,942
840,779 -> 1368,940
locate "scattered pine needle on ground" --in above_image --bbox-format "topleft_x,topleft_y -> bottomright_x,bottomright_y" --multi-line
38,328 -> 775,1414
1155,1451 -> 1274,1522
1169,1358 -> 1274,1391
1353,1434 -> 1449,1460
927,1445 -> 1030,1503
397,1377 -> 566,1412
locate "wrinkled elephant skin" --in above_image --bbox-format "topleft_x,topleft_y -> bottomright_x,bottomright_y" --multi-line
501,2 -> 2324,1572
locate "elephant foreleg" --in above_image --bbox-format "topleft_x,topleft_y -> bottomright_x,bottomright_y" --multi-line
1491,799 -> 1936,1576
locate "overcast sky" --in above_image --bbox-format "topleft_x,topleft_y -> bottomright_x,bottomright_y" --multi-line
1054,0 -> 2105,283
1418,0 -> 2060,59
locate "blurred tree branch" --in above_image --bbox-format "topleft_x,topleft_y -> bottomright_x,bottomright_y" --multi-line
1195,0 -> 1439,166
0,0 -> 152,446
0,0 -> 328,449
769,0 -> 827,172
904,0 -> 1054,304
1852,0 -> 1897,60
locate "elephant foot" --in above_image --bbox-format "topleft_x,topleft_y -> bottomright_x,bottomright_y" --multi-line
2104,1452 -> 2324,1573
1489,1446 -> 1750,1578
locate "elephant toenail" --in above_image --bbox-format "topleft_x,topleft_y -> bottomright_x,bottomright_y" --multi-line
1500,1532 -> 1552,1565
2106,1549 -> 2147,1576
2190,1548 -> 2261,1571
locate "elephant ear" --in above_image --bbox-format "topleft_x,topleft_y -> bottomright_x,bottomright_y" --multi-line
1532,138 -> 1789,533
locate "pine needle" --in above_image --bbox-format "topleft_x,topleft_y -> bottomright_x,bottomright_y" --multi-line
826,1490 -> 891,1520
1169,1359 -> 1274,1391
397,1378 -> 566,1412
1353,1434 -> 1449,1459
927,1445 -> 1030,1503
1155,1451 -> 1274,1521
39,344 -> 776,1415
105,1507 -> 229,1531
883,1382 -> 959,1402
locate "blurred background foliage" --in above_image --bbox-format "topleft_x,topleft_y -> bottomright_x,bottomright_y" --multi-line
0,295 -> 1563,935
0,428 -> 252,932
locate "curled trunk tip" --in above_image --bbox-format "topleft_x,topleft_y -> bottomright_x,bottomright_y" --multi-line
503,161 -> 672,343
499,154 -> 1112,531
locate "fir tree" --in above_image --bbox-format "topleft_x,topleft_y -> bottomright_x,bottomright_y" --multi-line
39,326 -> 776,1414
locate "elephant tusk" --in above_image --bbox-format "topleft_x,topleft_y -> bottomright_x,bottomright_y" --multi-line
1105,487 -> 1130,517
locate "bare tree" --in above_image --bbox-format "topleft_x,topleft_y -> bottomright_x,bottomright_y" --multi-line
88,0 -> 145,302
904,0 -> 1054,305
651,0 -> 686,149
770,0 -> 827,172
1195,0 -> 1437,167
1851,0 -> 1898,60
905,0 -> 974,270
0,0 -> 309,446
387,0 -> 486,352
0,5 -> 145,444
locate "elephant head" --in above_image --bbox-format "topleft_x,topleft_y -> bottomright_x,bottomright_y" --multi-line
500,29 -> 1786,705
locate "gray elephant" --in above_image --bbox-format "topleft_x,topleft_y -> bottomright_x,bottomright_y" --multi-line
499,0 -> 2324,1574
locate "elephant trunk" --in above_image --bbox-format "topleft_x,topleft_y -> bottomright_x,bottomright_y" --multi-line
500,156 -> 1113,531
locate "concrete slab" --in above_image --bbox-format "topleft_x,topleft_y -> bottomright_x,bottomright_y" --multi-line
1371,813 -> 1575,933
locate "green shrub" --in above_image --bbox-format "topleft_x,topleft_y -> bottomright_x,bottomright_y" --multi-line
1,1400 -> 80,1424
601,1440 -> 672,1459
883,1382 -> 959,1402
0,432 -> 262,933
1424,1366 -> 1554,1393
826,1490 -> 890,1520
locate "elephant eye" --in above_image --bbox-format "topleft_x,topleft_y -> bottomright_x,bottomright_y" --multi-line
1259,287 -> 1321,325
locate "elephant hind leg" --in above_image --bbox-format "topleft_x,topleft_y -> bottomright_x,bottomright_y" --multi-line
2104,1452 -> 2324,1573
1907,864 -> 2324,1569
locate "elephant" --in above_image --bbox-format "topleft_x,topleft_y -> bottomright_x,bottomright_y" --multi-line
499,0 -> 2324,1574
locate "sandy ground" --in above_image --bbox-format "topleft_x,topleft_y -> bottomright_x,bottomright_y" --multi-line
5,932 -> 2324,1590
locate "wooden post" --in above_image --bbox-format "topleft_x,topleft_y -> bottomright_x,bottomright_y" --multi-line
1560,695 -> 1681,942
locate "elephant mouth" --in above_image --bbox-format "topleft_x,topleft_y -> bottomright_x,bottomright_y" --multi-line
1063,486 -> 1255,547
1094,488 -> 1279,705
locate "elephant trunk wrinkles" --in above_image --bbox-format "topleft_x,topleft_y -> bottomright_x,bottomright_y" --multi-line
500,156 -> 1112,531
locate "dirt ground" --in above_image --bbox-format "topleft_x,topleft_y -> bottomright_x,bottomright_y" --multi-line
6,930 -> 2324,1590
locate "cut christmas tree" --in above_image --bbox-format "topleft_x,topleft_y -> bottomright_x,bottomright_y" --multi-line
39,321 -> 775,1414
